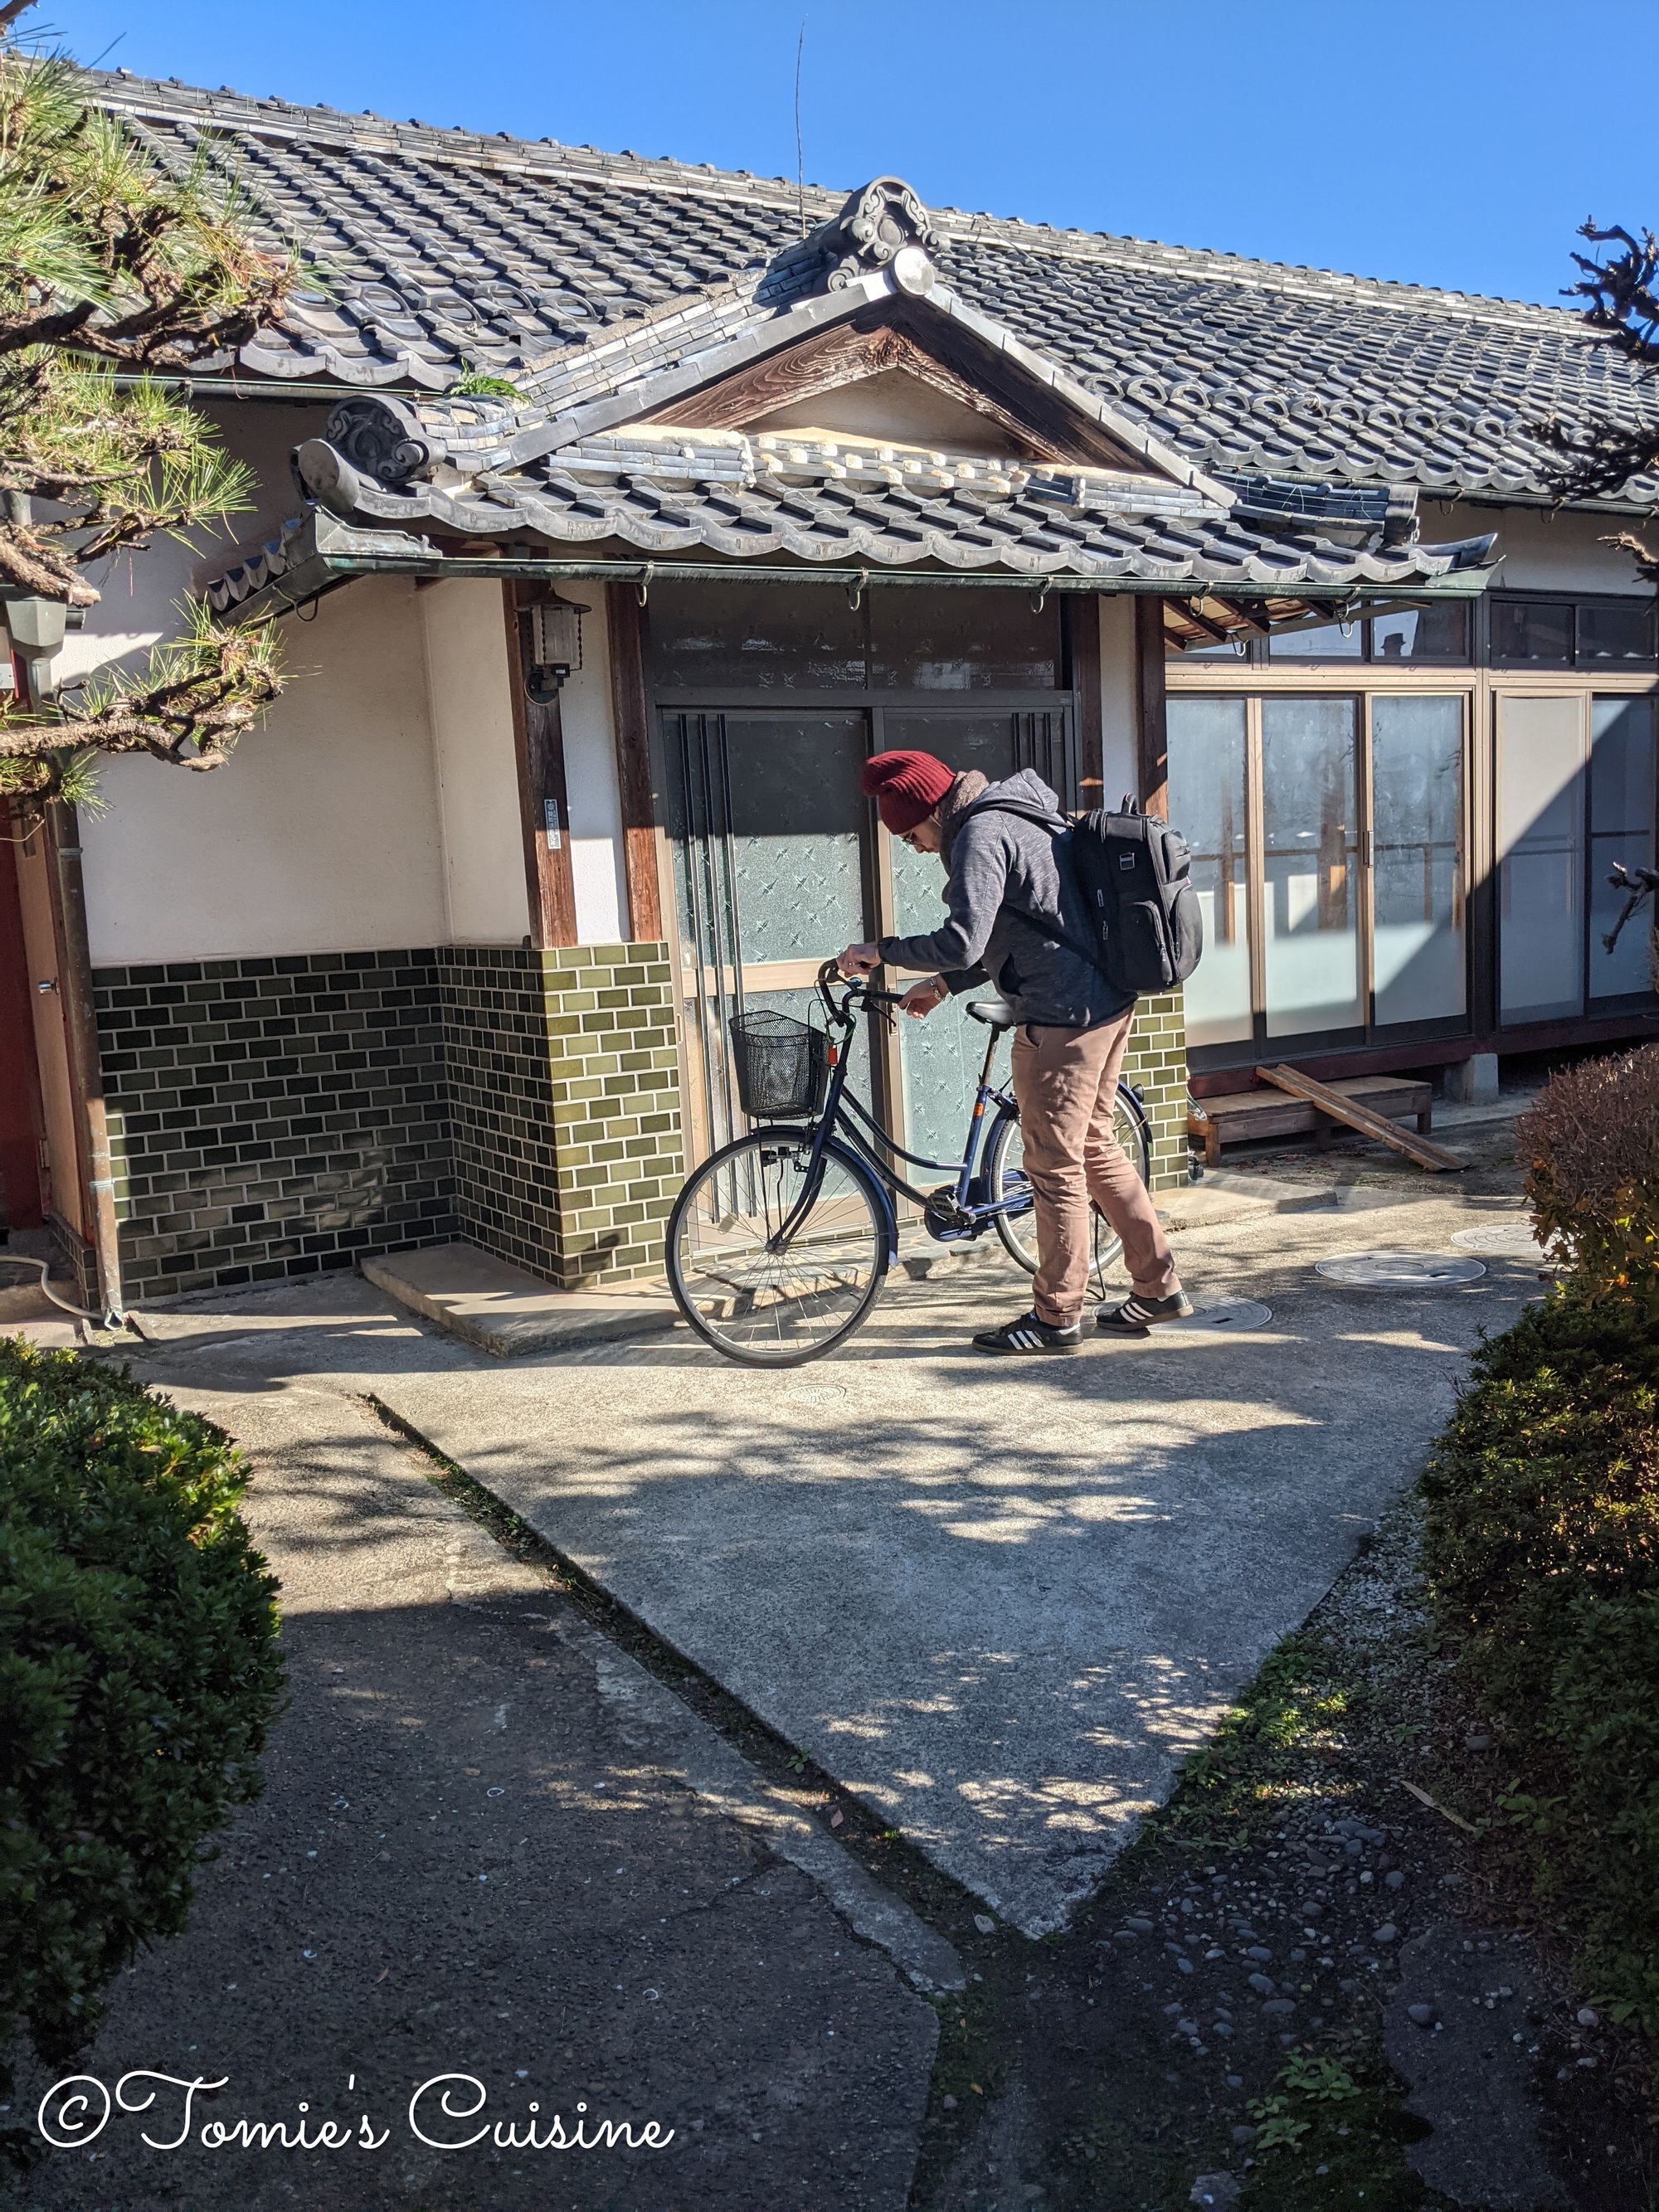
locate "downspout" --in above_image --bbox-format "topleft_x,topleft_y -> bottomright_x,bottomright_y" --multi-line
48,802 -> 125,1325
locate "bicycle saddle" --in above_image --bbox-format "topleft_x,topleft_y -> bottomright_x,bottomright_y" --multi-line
966,999 -> 1018,1030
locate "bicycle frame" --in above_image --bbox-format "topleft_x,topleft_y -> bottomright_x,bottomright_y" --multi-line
768,972 -> 1030,1261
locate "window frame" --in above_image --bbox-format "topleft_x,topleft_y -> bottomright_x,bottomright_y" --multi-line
1167,685 -> 1475,1069
1166,591 -> 1658,673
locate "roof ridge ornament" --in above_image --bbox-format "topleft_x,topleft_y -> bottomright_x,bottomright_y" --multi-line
322,395 -> 431,487
814,176 -> 938,294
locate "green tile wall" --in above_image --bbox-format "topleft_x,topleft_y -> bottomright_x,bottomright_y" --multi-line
439,941 -> 684,1289
1121,989 -> 1189,1194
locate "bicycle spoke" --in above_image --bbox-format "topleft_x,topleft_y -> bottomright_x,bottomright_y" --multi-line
669,1135 -> 885,1363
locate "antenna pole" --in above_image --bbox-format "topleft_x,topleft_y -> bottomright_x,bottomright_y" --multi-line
794,17 -> 808,238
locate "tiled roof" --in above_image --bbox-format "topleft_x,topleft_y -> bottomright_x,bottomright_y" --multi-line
215,425 -> 1493,619
95,70 -> 1659,508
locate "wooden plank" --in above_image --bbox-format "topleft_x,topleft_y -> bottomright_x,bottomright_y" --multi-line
1256,1063 -> 1464,1172
605,582 -> 665,941
503,584 -> 577,950
1203,1077 -> 1430,1122
1070,593 -> 1102,807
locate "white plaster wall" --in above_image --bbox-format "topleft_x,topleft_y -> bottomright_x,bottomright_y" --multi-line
419,579 -> 530,944
56,396 -> 450,965
558,587 -> 629,944
1425,499 -> 1652,595
80,575 -> 448,964
1097,595 -> 1139,805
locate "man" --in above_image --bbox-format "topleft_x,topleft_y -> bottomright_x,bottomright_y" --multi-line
838,748 -> 1190,1355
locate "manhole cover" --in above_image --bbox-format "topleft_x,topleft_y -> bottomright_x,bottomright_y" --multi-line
1315,1252 -> 1486,1289
1450,1223 -> 1550,1259
1168,1298 -> 1273,1332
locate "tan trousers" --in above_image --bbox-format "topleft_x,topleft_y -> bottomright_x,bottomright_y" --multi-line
1010,1012 -> 1180,1329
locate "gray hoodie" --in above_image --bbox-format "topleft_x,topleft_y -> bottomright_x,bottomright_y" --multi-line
878,768 -> 1132,1029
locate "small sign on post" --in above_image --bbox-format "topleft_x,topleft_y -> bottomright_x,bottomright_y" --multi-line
544,799 -> 562,852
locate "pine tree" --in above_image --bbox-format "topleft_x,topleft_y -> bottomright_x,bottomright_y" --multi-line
1535,222 -> 1659,583
0,6 -> 294,808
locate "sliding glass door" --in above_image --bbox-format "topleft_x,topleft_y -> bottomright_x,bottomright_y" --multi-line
1168,691 -> 1468,1057
1261,698 -> 1364,1038
663,701 -> 1074,1169
1497,691 -> 1658,1021
1371,696 -> 1467,1027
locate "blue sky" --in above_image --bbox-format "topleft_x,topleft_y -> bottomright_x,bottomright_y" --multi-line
46,0 -> 1659,306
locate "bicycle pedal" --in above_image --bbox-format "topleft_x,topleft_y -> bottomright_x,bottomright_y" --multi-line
922,1186 -> 976,1242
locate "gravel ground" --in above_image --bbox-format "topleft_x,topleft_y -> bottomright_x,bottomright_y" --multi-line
903,1490 -> 1655,2212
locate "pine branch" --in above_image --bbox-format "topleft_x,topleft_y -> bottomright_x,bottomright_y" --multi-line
0,609 -> 284,806
1530,216 -> 1659,550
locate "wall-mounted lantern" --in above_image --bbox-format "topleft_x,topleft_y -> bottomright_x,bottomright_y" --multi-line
0,591 -> 74,698
523,587 -> 591,705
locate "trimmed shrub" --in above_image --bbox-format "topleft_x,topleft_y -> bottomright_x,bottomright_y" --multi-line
0,1341 -> 285,2098
1515,1044 -> 1659,1308
1422,1294 -> 1659,2031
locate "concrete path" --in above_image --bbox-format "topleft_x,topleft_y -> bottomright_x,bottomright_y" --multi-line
16,1291 -> 939,2212
373,1190 -> 1541,1936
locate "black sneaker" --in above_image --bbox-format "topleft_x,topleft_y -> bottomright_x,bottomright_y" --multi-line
972,1310 -> 1083,1356
1096,1291 -> 1194,1335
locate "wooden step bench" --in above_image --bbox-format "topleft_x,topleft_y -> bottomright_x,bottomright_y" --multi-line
1188,1075 -> 1434,1169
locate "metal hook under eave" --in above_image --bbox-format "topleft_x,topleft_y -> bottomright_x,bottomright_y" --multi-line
636,562 -> 655,607
847,566 -> 868,612
1030,578 -> 1052,615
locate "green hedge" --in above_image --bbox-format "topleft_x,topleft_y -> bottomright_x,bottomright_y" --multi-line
0,1341 -> 285,2098
1421,1293 -> 1659,2033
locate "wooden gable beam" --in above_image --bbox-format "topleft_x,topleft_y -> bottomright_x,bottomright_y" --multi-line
651,310 -> 1062,457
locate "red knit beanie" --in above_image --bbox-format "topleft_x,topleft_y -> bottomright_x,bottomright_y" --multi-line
861,749 -> 955,835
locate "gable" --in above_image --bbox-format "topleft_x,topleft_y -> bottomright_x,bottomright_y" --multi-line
747,369 -> 1034,455
639,305 -> 1164,475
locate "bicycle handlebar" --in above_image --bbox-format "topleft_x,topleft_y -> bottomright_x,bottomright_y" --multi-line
815,957 -> 910,1026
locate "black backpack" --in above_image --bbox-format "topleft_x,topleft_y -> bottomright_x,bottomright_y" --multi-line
966,795 -> 1204,999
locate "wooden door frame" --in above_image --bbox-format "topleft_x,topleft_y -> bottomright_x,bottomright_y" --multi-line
0,815 -> 46,1228
502,582 -> 578,949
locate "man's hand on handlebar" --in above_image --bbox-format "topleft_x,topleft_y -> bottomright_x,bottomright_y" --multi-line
836,941 -> 882,980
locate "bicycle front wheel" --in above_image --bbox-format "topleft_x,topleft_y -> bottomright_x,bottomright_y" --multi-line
665,1127 -> 890,1367
985,1084 -> 1151,1281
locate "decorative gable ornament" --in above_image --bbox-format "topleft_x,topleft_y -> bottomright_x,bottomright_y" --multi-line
812,177 -> 938,294
324,394 -> 431,488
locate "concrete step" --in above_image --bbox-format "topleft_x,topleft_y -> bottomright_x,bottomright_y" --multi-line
362,1242 -> 677,1357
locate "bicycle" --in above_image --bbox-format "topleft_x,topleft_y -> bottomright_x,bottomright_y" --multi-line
664,960 -> 1152,1366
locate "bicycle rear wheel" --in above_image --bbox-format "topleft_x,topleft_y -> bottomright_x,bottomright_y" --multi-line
665,1127 -> 890,1366
985,1085 -> 1151,1281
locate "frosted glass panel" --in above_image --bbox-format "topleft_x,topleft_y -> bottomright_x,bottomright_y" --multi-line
1372,696 -> 1465,1026
1499,695 -> 1584,1023
725,715 -> 868,961
1262,698 -> 1362,1037
899,1004 -> 989,1170
1167,697 -> 1252,1046
1590,695 -> 1657,1000
888,715 -> 1020,943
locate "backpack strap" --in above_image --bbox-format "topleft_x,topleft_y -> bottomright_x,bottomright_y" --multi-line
958,797 -> 1112,981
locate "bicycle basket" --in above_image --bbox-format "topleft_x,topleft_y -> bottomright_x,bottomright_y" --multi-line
727,1009 -> 828,1121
